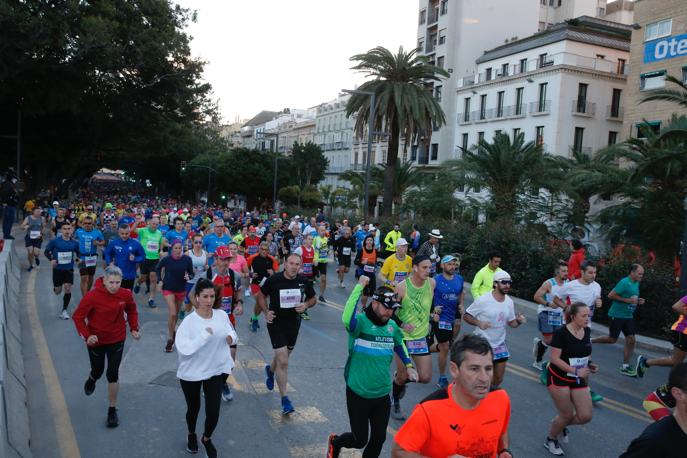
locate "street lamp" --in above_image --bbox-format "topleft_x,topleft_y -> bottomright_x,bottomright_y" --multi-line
342,88 -> 375,221
179,156 -> 217,207
258,131 -> 280,210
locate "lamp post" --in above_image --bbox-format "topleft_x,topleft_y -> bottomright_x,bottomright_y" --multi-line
259,131 -> 280,210
342,88 -> 375,221
180,159 -> 217,208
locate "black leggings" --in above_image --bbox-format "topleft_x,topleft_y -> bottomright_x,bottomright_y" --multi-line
333,386 -> 390,458
180,374 -> 225,438
88,341 -> 125,383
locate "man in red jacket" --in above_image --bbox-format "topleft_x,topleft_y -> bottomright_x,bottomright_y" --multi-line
568,239 -> 586,280
72,265 -> 140,428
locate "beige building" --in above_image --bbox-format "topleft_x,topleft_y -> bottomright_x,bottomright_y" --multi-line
623,0 -> 687,139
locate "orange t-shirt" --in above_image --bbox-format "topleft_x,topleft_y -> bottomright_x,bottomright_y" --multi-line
394,385 -> 510,458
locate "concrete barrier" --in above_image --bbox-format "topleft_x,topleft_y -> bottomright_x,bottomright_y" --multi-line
0,240 -> 31,458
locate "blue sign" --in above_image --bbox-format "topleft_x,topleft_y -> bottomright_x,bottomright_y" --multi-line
644,33 -> 687,64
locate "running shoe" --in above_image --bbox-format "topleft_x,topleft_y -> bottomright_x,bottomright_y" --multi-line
540,361 -> 549,386
133,283 -> 140,294
27,266 -> 33,272
164,339 -> 174,353
544,437 -> 564,455
437,375 -> 449,389
84,376 -> 96,396
326,433 -> 340,458
35,257 -> 40,266
339,282 -> 345,288
202,437 -> 217,458
532,337 -> 541,362
532,360 -> 544,371
300,311 -> 310,320
635,355 -> 648,378
107,407 -> 119,428
319,296 -> 326,303
590,390 -> 604,404
148,299 -> 156,308
620,365 -> 637,378
186,433 -> 199,454
222,383 -> 233,402
281,396 -> 295,415
391,402 -> 405,420
265,365 -> 274,391
60,310 -> 70,320
250,317 -> 260,333
559,427 -> 569,444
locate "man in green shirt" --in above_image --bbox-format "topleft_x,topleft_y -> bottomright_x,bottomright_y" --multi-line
136,217 -> 163,308
593,263 -> 645,377
383,224 -> 402,258
327,275 -> 417,458
470,253 -> 502,300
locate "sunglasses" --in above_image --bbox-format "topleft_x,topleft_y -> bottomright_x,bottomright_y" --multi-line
193,241 -> 202,244
498,280 -> 512,285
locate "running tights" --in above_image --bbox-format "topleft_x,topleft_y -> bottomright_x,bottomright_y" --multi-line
180,374 -> 225,438
333,386 -> 390,458
88,341 -> 124,383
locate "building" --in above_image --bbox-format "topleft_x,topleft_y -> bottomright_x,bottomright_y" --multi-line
260,109 -> 317,153
456,16 -> 631,160
623,0 -> 687,139
603,0 -> 634,25
219,118 -> 247,147
239,110 -> 278,149
314,94 -> 355,188
415,0 -> 632,166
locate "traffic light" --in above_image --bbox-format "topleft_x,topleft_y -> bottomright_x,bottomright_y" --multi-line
180,161 -> 186,173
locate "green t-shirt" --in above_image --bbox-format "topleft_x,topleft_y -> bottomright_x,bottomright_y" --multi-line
608,276 -> 640,319
397,278 -> 433,340
342,285 -> 408,398
313,235 -> 329,263
139,228 -> 163,260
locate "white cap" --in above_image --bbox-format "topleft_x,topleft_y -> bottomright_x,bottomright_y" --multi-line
52,201 -> 59,206
396,238 -> 408,246
493,270 -> 511,282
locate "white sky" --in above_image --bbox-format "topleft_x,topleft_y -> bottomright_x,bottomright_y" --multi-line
174,0 -> 417,123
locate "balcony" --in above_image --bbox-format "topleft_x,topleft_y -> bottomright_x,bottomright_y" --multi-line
606,105 -> 624,121
457,75 -> 476,88
529,100 -> 551,115
457,113 -> 471,125
572,100 -> 596,117
569,146 -> 592,157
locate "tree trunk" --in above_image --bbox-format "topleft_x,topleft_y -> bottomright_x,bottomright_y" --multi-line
382,117 -> 400,217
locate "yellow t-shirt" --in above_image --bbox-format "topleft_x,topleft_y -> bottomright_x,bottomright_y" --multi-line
380,254 -> 413,287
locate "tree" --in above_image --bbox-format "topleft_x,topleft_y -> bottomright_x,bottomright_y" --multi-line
371,159 -> 424,208
403,169 -> 465,220
288,142 -> 328,187
346,46 -> 449,216
340,169 -> 381,216
641,74 -> 687,108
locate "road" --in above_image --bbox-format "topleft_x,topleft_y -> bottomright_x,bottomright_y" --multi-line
15,243 -> 672,458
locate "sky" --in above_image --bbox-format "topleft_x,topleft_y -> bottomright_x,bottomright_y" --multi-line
174,0 -> 417,123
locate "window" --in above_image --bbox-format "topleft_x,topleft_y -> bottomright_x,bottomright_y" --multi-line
519,58 -> 528,73
496,91 -> 505,117
576,83 -> 588,113
485,68 -> 492,81
439,29 -> 446,45
513,128 -> 521,139
537,82 -> 548,111
608,131 -> 618,145
538,53 -> 548,68
501,63 -> 509,77
596,54 -> 605,60
644,19 -> 672,42
419,9 -> 426,25
535,126 -> 544,146
463,98 -> 471,122
479,94 -> 487,119
515,87 -> 524,115
636,121 -> 661,138
410,145 -> 417,161
434,85 -> 442,102
478,132 -> 485,144
611,88 -> 622,118
441,0 -> 448,15
640,71 -> 667,90
437,56 -> 445,68
597,7 -> 605,16
417,38 -> 425,51
573,127 -> 584,152
431,143 -> 439,161
617,58 -> 626,74
461,133 -> 469,151
354,150 -> 359,166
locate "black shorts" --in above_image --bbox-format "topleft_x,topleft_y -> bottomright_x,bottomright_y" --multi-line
315,263 -> 328,276
672,331 -> 687,352
431,320 -> 458,344
25,237 -> 43,248
267,317 -> 301,350
140,258 -> 158,275
53,269 -> 74,287
338,256 -> 351,268
121,278 -> 135,290
546,366 -> 588,389
609,317 -> 636,339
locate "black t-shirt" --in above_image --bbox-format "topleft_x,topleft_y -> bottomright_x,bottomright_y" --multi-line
334,236 -> 356,258
620,415 -> 687,457
250,255 -> 276,285
549,325 -> 592,378
260,272 -> 315,319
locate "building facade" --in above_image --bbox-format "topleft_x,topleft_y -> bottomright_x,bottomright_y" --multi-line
623,0 -> 687,139
314,95 -> 355,188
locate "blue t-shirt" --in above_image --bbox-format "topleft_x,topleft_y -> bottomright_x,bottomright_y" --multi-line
74,228 -> 104,256
165,229 -> 189,246
354,230 -> 367,250
119,216 -> 135,226
44,237 -> 80,270
434,273 -> 464,323
203,233 -> 231,266
104,238 -> 146,280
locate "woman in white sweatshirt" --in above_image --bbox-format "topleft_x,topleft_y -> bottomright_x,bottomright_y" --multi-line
176,277 -> 237,458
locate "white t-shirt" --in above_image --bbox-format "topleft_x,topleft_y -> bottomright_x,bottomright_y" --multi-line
176,309 -> 237,381
555,279 -> 601,324
187,250 -> 208,283
538,278 -> 568,314
466,293 -> 516,348
303,225 -> 317,238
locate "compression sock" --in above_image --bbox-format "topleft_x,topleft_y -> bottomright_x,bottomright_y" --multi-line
536,341 -> 547,361
392,381 -> 403,403
63,293 -> 72,310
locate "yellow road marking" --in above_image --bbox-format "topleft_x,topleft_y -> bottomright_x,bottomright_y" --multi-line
25,271 -> 81,458
322,300 -> 345,311
268,406 -> 328,425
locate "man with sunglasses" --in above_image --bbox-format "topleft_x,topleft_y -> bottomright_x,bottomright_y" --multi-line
75,215 -> 105,297
464,271 -> 526,389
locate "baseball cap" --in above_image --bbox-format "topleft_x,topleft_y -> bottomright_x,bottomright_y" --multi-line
104,203 -> 113,209
52,201 -> 59,206
493,270 -> 511,282
249,225 -> 256,232
215,245 -> 231,259
371,289 -> 401,309
396,238 -> 408,247
441,254 -> 459,264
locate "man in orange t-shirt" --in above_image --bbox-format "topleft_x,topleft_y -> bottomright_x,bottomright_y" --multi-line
392,334 -> 513,458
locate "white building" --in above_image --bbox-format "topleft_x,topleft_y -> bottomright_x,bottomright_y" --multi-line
314,95 -> 355,188
415,0 -> 630,166
455,16 -> 631,160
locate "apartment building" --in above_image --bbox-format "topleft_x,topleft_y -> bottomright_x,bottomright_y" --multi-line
314,95 -> 354,188
623,0 -> 687,139
258,109 -> 316,153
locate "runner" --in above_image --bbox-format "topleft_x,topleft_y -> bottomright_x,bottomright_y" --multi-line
247,241 -> 279,332
382,224 -> 402,259
100,203 -> 117,229
313,224 -> 330,303
378,238 -> 412,290
156,239 -> 194,353
103,224 -> 145,290
408,224 -> 420,257
261,231 -> 280,258
543,302 -> 597,456
568,240 -> 586,280
415,229 -> 443,276
532,261 -> 569,371
392,335 -> 513,458
470,252 -> 503,300
72,266 -> 141,428
51,207 -> 69,237
102,219 -> 120,247
430,255 -> 465,389
241,226 -> 261,258
135,217 -> 164,307
202,219 -> 231,267
176,277 -> 237,458
75,215 -> 105,297
294,233 -> 316,320
333,226 -> 355,288
390,255 -> 436,420
463,270 -> 526,389
21,206 -> 45,271
44,223 -> 80,319
354,235 -> 379,307
592,264 -> 645,377
185,234 -> 208,313
327,276 -> 418,458
165,217 -> 189,250
256,253 -> 316,414
227,241 -> 249,297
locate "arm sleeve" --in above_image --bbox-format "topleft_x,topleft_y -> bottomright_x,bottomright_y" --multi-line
393,325 -> 412,365
44,240 -> 54,260
124,292 -> 139,332
507,300 -> 516,321
342,284 -> 363,333
174,321 -> 212,356
72,295 -> 93,340
394,405 -> 431,453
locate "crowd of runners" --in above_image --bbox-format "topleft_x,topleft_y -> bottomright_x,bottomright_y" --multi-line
3,190 -> 687,457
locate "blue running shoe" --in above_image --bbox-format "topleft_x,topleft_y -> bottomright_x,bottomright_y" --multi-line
281,396 -> 295,415
265,365 -> 274,391
148,299 -> 156,308
222,383 -> 233,402
27,266 -> 33,272
437,375 -> 449,389
250,317 -> 260,333
133,283 -> 140,294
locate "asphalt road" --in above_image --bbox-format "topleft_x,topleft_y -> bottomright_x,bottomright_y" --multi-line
16,244 -> 673,458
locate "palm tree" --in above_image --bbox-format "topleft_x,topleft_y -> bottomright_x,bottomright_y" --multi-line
641,74 -> 687,107
340,169 -> 381,216
445,131 -> 551,221
346,46 -> 449,216
370,159 -> 424,208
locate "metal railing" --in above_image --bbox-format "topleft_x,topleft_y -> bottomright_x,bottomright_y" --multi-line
529,100 -> 551,114
572,100 -> 596,116
606,105 -> 624,120
569,146 -> 592,156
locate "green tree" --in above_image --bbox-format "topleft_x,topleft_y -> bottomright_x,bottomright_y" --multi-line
403,169 -> 464,220
288,142 -> 328,187
340,169 -> 381,216
346,46 -> 448,216
641,74 -> 687,108
371,159 -> 424,208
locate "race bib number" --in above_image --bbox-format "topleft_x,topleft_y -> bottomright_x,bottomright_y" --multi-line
547,311 -> 563,326
394,271 -> 408,283
438,321 -> 453,331
29,230 -> 41,239
342,247 -> 351,256
248,245 -> 258,255
406,338 -> 429,355
319,249 -> 328,259
279,288 -> 301,309
363,265 -> 375,273
146,241 -> 159,252
57,252 -> 72,265
567,357 -> 589,377
493,343 -> 510,360
221,296 -> 233,312
303,263 -> 313,275
84,255 -> 97,267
